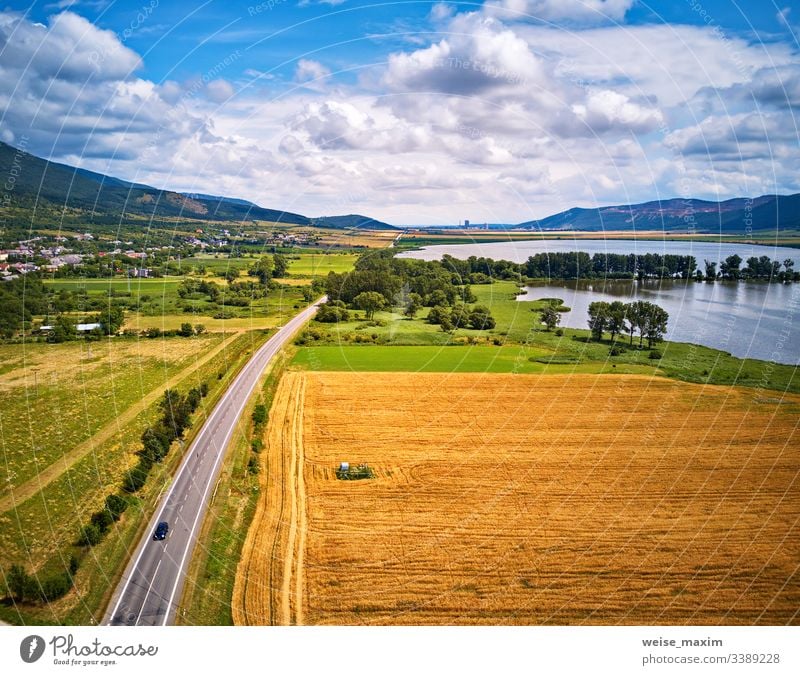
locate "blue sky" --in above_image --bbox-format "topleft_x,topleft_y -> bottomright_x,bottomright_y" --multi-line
1,0 -> 799,223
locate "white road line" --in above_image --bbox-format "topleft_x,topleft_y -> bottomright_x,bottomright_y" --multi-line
135,558 -> 162,625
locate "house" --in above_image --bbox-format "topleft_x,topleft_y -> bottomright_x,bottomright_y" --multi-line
129,267 -> 152,278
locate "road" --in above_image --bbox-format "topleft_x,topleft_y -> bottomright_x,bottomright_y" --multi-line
105,298 -> 324,626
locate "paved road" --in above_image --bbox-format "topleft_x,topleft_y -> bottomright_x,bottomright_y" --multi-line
105,299 -> 324,626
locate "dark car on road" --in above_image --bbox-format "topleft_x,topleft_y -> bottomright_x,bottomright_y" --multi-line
153,521 -> 169,540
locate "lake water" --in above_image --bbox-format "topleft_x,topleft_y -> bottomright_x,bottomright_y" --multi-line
399,240 -> 800,364
398,238 -> 800,268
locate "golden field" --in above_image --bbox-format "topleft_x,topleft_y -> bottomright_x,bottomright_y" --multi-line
233,371 -> 800,625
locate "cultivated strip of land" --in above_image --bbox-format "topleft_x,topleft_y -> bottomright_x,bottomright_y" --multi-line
0,331 -> 244,513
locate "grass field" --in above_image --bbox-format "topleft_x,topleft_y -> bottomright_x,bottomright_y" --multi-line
286,253 -> 358,278
295,280 -> 799,393
0,330 -> 270,625
233,371 -> 800,625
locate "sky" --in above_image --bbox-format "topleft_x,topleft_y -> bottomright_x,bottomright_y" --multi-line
0,0 -> 798,224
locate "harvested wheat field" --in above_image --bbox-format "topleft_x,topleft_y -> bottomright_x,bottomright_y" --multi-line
233,371 -> 800,625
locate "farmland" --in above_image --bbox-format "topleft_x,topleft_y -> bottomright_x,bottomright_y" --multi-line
0,330 -> 270,624
234,371 -> 800,625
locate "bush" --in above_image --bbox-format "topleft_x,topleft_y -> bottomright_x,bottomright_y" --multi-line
104,494 -> 128,521
555,328 -> 564,337
90,509 -> 114,532
39,572 -> 74,602
122,461 -> 151,493
78,523 -> 104,546
247,456 -> 260,474
649,349 -> 663,360
609,345 -> 625,356
252,404 -> 267,425
251,439 -> 263,453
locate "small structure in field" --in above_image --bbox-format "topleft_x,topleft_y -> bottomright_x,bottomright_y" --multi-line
335,462 -> 374,480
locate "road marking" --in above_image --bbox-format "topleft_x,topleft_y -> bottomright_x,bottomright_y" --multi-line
135,558 -> 162,625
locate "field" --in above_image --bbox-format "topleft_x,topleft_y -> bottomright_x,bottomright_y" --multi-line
0,330 -> 270,624
233,371 -> 800,625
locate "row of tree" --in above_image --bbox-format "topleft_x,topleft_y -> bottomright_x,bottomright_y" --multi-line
436,251 -> 798,283
587,300 -> 670,347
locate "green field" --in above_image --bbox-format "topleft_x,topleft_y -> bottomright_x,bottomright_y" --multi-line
0,330 -> 270,625
286,252 -> 358,277
294,280 -> 799,392
292,344 -> 660,375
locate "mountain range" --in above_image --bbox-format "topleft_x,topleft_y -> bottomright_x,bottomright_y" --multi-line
0,141 -> 396,229
515,195 -> 800,232
2,141 -> 797,233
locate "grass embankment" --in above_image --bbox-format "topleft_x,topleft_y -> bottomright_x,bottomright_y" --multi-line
291,280 -> 798,393
0,330 -> 271,625
177,347 -> 295,625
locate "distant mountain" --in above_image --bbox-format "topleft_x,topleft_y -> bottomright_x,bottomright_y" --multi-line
0,141 -> 309,225
311,214 -> 397,230
182,192 -> 259,208
516,195 -> 800,233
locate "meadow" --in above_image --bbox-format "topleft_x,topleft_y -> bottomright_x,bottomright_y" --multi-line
0,330 -> 270,624
234,371 -> 800,625
293,280 -> 799,393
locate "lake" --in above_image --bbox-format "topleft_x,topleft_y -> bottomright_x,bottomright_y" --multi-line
398,238 -> 800,267
399,240 -> 799,364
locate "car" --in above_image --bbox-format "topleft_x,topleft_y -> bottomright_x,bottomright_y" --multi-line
153,521 -> 169,540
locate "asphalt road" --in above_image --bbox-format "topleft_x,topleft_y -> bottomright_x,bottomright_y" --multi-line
105,298 -> 324,626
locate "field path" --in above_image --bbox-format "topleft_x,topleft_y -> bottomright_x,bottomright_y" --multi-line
233,372 -> 307,625
0,330 -> 244,513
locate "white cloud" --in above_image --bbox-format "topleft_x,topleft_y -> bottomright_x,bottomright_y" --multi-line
206,79 -> 235,103
295,59 -> 331,83
484,0 -> 634,24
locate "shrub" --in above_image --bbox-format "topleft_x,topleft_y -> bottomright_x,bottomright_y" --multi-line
252,404 -> 267,426
104,494 -> 128,521
649,349 -> 663,360
555,328 -> 564,337
122,461 -> 151,493
251,439 -> 264,453
78,523 -> 104,546
609,345 -> 625,356
247,456 -> 260,474
90,509 -> 114,532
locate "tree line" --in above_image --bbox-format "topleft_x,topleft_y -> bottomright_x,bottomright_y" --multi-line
434,251 -> 798,282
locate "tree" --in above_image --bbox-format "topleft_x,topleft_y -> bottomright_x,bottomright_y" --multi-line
704,259 -> 717,280
224,268 -> 240,285
252,404 -> 267,426
104,494 -> 128,521
194,324 -> 206,335
642,303 -> 669,348
179,322 -> 194,337
587,301 -> 610,341
720,254 -> 742,280
78,523 -> 103,546
404,293 -> 422,318
607,301 -> 627,340
98,305 -> 124,335
272,254 -> 289,278
6,563 -> 28,600
47,314 -> 77,343
539,305 -> 560,331
353,291 -> 386,320
426,305 -> 450,325
468,305 -> 495,330
625,301 -> 649,346
249,256 -> 273,284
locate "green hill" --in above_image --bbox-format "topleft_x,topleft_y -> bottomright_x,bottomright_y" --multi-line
0,141 -> 309,225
